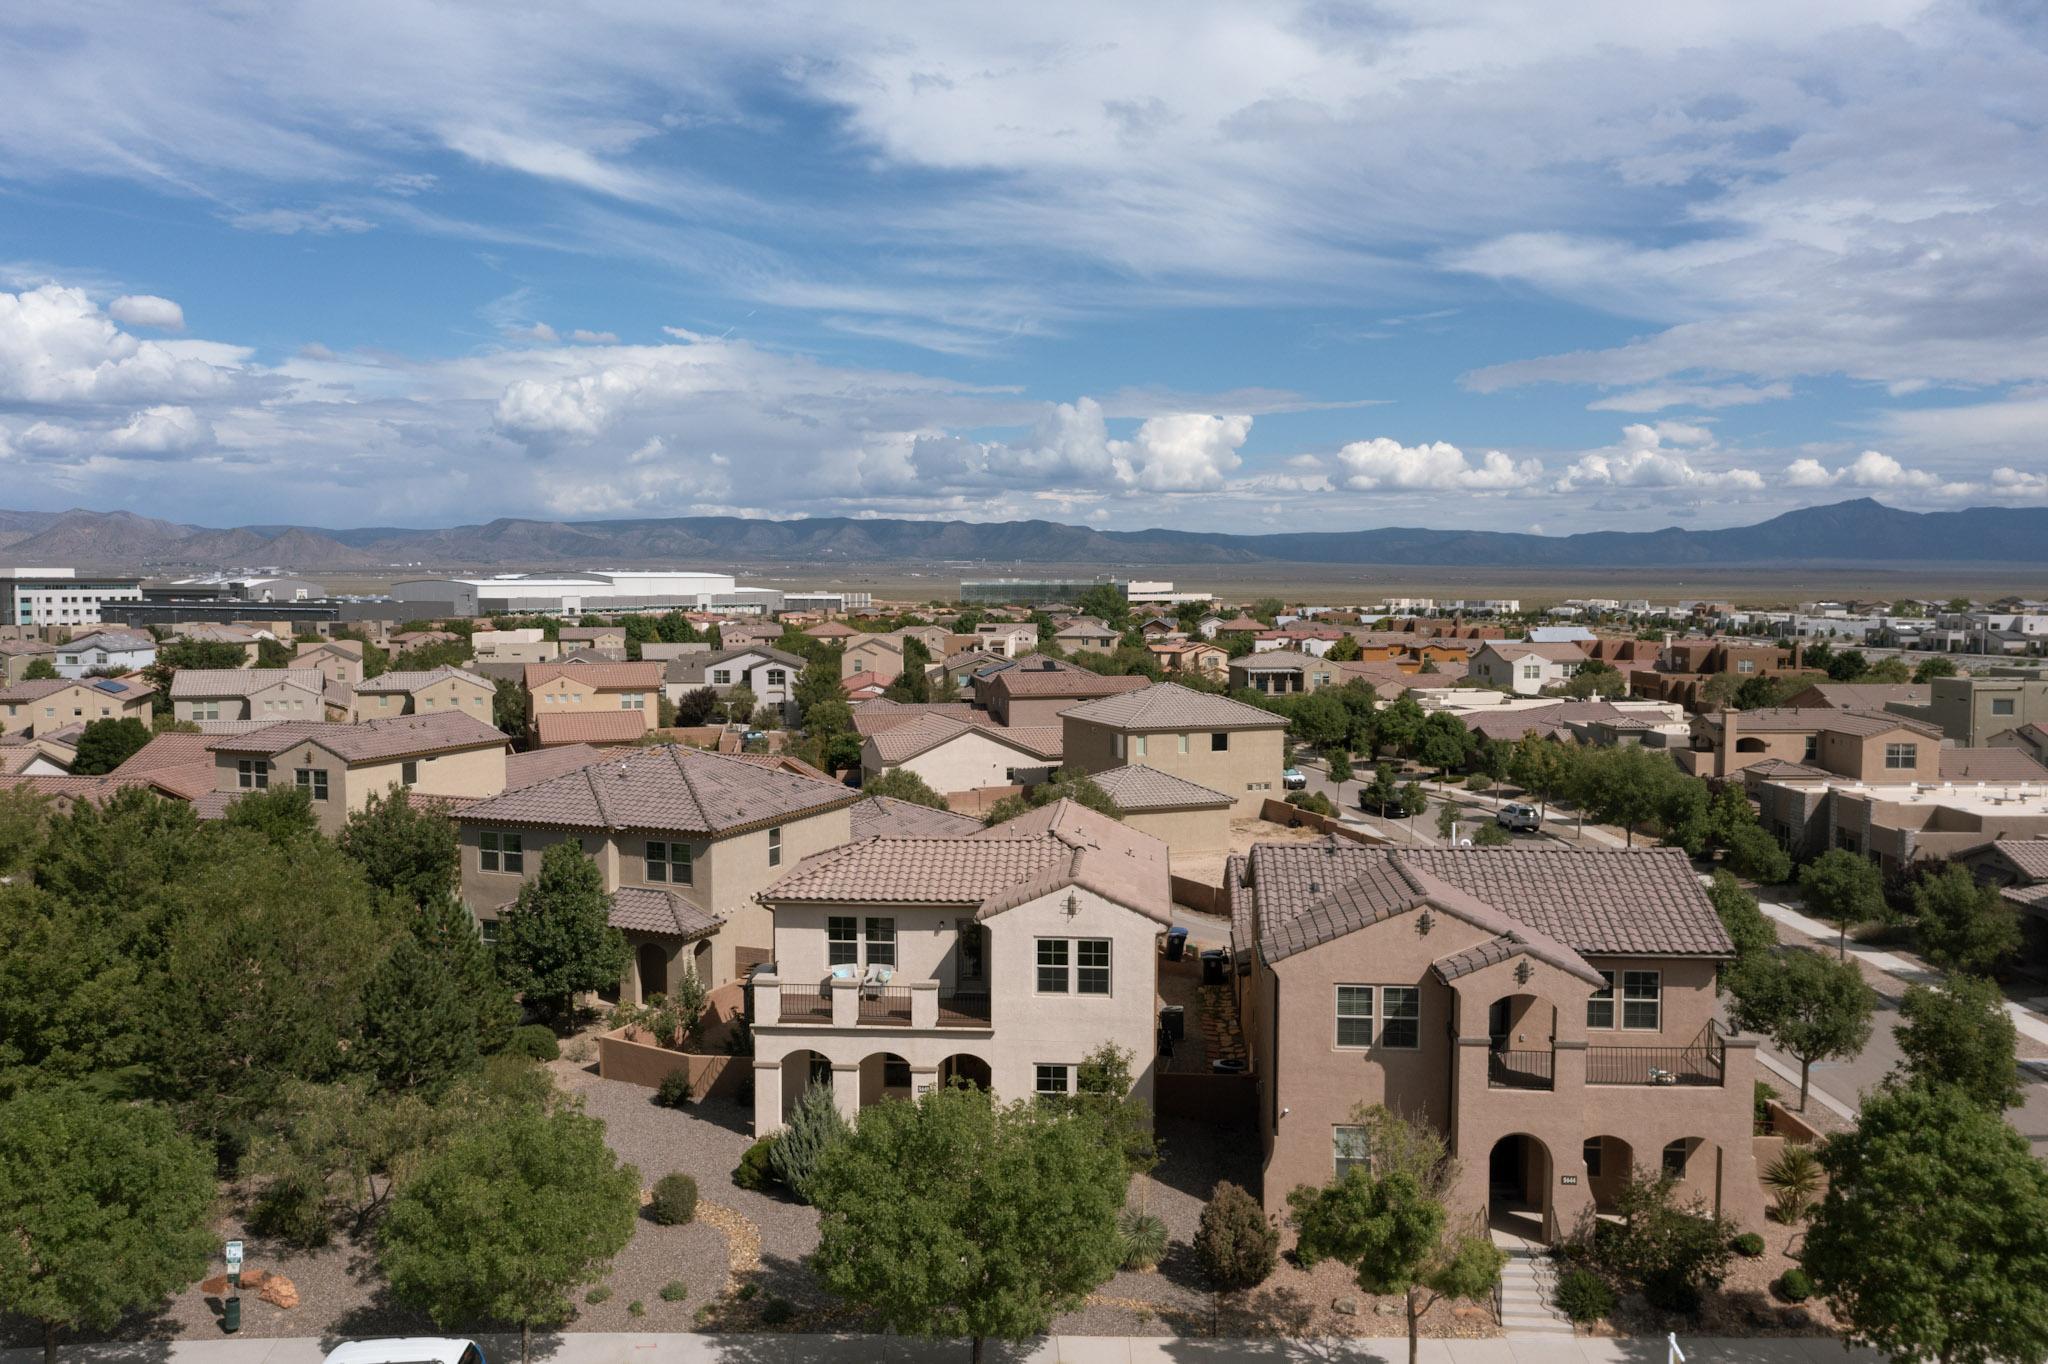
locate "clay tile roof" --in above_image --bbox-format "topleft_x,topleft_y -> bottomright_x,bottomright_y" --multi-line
535,711 -> 654,746
1059,682 -> 1287,731
0,773 -> 162,804
608,886 -> 720,941
1979,838 -> 2048,881
2003,882 -> 2048,912
805,621 -> 861,639
211,711 -> 508,763
1231,651 -> 1315,671
724,751 -> 836,782
1793,683 -> 1931,709
1726,707 -> 1943,738
1938,748 -> 2048,782
1460,706 -> 1569,743
459,742 -> 857,836
110,732 -> 219,799
840,671 -> 889,694
987,662 -> 1151,699
1239,841 -> 1730,965
356,666 -> 492,694
169,667 -> 325,699
864,712 -> 1062,765
505,743 -> 609,790
521,660 -> 664,691
559,626 -> 625,640
849,794 -> 988,840
764,797 -> 1170,925
1482,641 -> 1591,662
1090,764 -> 1234,812
0,679 -> 73,703
1216,615 -> 1265,632
850,699 -> 977,736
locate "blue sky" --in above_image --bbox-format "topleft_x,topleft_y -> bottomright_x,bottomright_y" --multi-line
2,1 -> 2046,533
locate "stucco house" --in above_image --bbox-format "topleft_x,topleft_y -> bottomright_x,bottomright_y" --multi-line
1089,764 -> 1234,859
206,711 -> 511,836
858,711 -> 1062,795
295,638 -> 367,688
1054,617 -> 1121,651
170,667 -> 341,723
54,630 -> 156,678
1468,642 -> 1592,695
352,665 -> 496,720
1062,682 -> 1287,816
664,646 -> 805,715
0,676 -> 155,737
524,660 -> 663,739
749,799 -> 1169,1130
974,654 -> 1149,726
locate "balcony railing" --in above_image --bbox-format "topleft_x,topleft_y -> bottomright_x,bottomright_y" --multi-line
937,990 -> 991,1027
856,985 -> 913,1027
1486,1049 -> 1555,1091
777,987 -> 832,1024
1587,1028 -> 1725,1087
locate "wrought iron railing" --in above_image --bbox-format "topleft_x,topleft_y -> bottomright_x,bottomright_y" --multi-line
776,987 -> 832,1024
1587,1025 -> 1724,1086
856,985 -> 913,1026
937,990 -> 991,1027
1486,1049 -> 1555,1090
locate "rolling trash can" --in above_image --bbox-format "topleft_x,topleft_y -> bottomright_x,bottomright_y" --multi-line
1200,948 -> 1228,985
1165,926 -> 1189,961
1159,1004 -> 1185,1043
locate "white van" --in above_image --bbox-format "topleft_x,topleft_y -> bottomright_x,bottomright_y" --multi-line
322,1341 -> 485,1364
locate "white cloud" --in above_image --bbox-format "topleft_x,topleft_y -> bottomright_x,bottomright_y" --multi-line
568,329 -> 619,344
1333,437 -> 1541,491
1110,412 -> 1249,492
1776,448 -> 1973,495
504,321 -> 561,343
1587,382 -> 1792,413
0,285 -> 240,404
106,404 -> 212,455
107,294 -> 185,330
228,206 -> 375,235
1554,423 -> 1763,492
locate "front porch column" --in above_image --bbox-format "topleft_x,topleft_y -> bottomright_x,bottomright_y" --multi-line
910,979 -> 939,1029
910,1065 -> 940,1102
830,978 -> 860,1028
752,1056 -> 783,1137
830,1062 -> 861,1121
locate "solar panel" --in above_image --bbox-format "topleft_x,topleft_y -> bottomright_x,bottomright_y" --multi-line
91,679 -> 128,695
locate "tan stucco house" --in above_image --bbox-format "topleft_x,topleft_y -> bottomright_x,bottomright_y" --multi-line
524,660 -> 663,739
206,711 -> 512,836
0,676 -> 155,737
352,665 -> 496,720
170,667 -> 342,723
858,712 -> 1062,795
1062,682 -> 1287,816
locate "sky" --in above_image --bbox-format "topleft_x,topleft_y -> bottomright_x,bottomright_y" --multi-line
1,1 -> 2046,535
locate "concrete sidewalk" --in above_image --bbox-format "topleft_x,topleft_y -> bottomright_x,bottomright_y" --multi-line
0,1334 -> 1884,1364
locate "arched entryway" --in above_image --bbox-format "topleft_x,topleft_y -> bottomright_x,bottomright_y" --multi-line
692,939 -> 712,984
636,942 -> 669,1003
1583,1134 -> 1634,1213
1488,1133 -> 1554,1242
939,1053 -> 991,1090
780,1049 -> 831,1124
1485,993 -> 1556,1090
1661,1136 -> 1723,1214
859,1052 -> 912,1109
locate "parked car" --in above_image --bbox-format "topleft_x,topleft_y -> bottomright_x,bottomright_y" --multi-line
1282,767 -> 1307,790
323,1341 -> 485,1364
1497,802 -> 1541,832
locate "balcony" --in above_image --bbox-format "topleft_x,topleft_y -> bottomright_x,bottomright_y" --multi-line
755,976 -> 993,1030
1587,1043 -> 1723,1087
1486,1049 -> 1554,1091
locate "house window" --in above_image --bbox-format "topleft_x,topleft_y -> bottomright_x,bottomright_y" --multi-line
401,760 -> 418,784
1884,743 -> 1917,769
1521,664 -> 1542,681
1992,698 -> 2015,716
1736,659 -> 1755,673
1587,972 -> 1615,1029
1380,986 -> 1420,1049
865,917 -> 897,968
480,830 -> 524,874
1034,1064 -> 1072,1097
1662,1139 -> 1690,1177
768,826 -> 783,867
1803,736 -> 1819,762
621,692 -> 646,710
1134,735 -> 1148,758
1583,1138 -> 1604,1178
1622,971 -> 1662,1030
296,768 -> 329,801
647,840 -> 692,885
1112,733 -> 1126,759
766,669 -> 786,686
957,921 -> 984,979
1077,939 -> 1111,994
1334,1125 -> 1369,1179
1177,733 -> 1189,755
479,919 -> 500,946
1211,732 -> 1229,752
828,916 -> 859,967
1037,939 -> 1069,993
237,759 -> 269,790
1335,985 -> 1374,1048
711,669 -> 731,685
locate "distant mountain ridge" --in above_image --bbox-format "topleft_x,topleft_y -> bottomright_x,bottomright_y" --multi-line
0,498 -> 2044,572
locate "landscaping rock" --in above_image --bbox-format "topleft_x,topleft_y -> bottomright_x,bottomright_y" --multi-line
1332,1296 -> 1360,1316
259,1274 -> 299,1309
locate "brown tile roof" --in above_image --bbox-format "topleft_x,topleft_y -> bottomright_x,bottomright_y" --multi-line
724,751 -> 837,782
850,699 -> 978,736
764,797 -> 1170,926
1722,707 -> 1943,738
505,743 -> 609,790
168,667 -> 324,699
559,626 -> 626,641
1786,683 -> 1931,710
1215,615 -> 1265,632
1479,641 -> 1591,662
1975,838 -> 2048,882
111,732 -> 219,799
522,660 -> 663,691
1939,748 -> 2048,782
609,886 -> 720,941
805,621 -> 861,639
0,747 -> 55,775
986,661 -> 1150,699
535,711 -> 653,746
0,676 -> 154,704
849,794 -> 988,840
1230,650 -> 1321,672
459,743 -> 858,836
1235,841 -> 1731,966
210,712 -> 509,763
0,773 -> 162,804
1059,682 -> 1287,731
1090,764 -> 1234,812
864,712 -> 1062,764
356,666 -> 492,694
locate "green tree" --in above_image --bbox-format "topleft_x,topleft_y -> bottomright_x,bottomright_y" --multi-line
222,784 -> 321,844
0,786 -> 46,877
1063,1043 -> 1159,1177
794,650 -> 847,719
0,882 -> 144,1097
1508,734 -> 1565,816
339,786 -> 459,907
671,685 -> 720,727
248,1078 -> 441,1242
1891,974 -> 2021,1111
1728,948 -> 1875,1111
492,677 -> 527,734
1911,656 -> 1958,683
1075,584 -> 1130,630
1435,797 -> 1459,842
256,636 -> 295,668
983,767 -> 1122,826
360,895 -> 516,1095
1799,848 -> 1889,957
1911,864 -> 2022,976
1359,762 -> 1400,815
1289,1106 -> 1504,1364
1723,822 -> 1793,883
21,655 -> 59,681
381,1106 -> 641,1362
1375,693 -> 1426,757
1731,674 -> 1797,710
0,1087 -> 216,1364
1194,1181 -> 1279,1293
1561,659 -> 1627,699
862,767 -> 951,810
1706,869 -> 1777,964
808,1082 -> 1126,1364
1290,691 -> 1350,753
768,1081 -> 851,1202
68,717 -> 152,775
1326,633 -> 1362,662
1592,1168 -> 1737,1313
1574,745 -> 1674,846
493,842 -> 629,1025
1803,1084 -> 2048,1364
1397,779 -> 1429,833
1863,657 -> 1911,683
1416,712 -> 1472,779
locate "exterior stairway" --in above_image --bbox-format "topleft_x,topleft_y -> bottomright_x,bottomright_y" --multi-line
1496,1244 -> 1576,1335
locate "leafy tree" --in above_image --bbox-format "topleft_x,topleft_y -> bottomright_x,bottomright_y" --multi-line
794,651 -> 847,719
21,655 -> 58,682
1062,1043 -> 1159,1177
1799,848 -> 1889,957
1573,745 -> 1675,846
68,717 -> 152,775
0,1087 -> 215,1364
1589,1168 -> 1737,1314
1728,947 -> 1875,1111
361,895 -> 517,1095
767,1081 -> 850,1202
0,786 -> 47,877
1706,869 -> 1777,964
381,1105 -> 641,1362
493,842 -> 629,1025
1891,974 -> 2021,1111
983,767 -> 1122,826
1911,656 -> 1958,683
1508,734 -> 1565,816
1194,1181 -> 1279,1292
1375,693 -> 1426,757
1804,1083 -> 2048,1364
491,677 -> 527,735
1326,633 -> 1362,662
1435,797 -> 1459,842
1417,711 -> 1472,779
1326,747 -> 1352,783
808,1081 -> 1126,1364
862,767 -> 950,809
222,784 -> 321,844
248,1078 -> 441,1242
1075,583 -> 1130,630
884,638 -> 934,703
1863,657 -> 1911,683
256,636 -> 295,669
0,882 -> 144,1097
671,685 -> 720,727
1398,780 -> 1429,829
1289,1106 -> 1504,1364
1723,822 -> 1793,883
1911,864 -> 2021,976
720,683 -> 759,722
1561,659 -> 1627,699
1826,649 -> 1870,682
1470,822 -> 1511,846
340,786 -> 459,907
1290,691 -> 1350,753
1731,674 -> 1797,710
1358,762 -> 1401,816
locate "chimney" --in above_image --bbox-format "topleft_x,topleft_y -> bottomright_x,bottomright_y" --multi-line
1718,708 -> 1737,780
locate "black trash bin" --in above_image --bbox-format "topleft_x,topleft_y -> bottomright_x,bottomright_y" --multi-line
1164,926 -> 1189,961
1159,1004 -> 1185,1043
1200,948 -> 1227,985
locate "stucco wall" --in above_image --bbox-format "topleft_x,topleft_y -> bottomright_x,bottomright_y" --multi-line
868,729 -> 1056,795
354,676 -> 494,720
1121,804 -> 1232,860
1066,716 -> 1283,816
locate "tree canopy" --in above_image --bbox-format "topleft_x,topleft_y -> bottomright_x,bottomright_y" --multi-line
492,841 -> 628,1025
1910,864 -> 2021,976
1728,946 -> 1875,1112
1798,848 -> 1889,956
69,717 -> 152,775
1891,974 -> 2021,1111
339,786 -> 460,907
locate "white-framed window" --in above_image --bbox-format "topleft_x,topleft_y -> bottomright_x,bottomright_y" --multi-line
479,829 -> 524,873
1335,985 -> 1374,1048
828,915 -> 858,967
766,669 -> 786,686
768,826 -> 783,866
1036,938 -> 1069,993
1884,742 -> 1917,769
1621,970 -> 1661,1030
1736,659 -> 1755,673
621,692 -> 646,710
295,768 -> 329,801
1134,735 -> 1148,758
1587,972 -> 1615,1030
1077,939 -> 1110,994
401,760 -> 418,784
711,669 -> 731,685
237,759 -> 269,790
646,839 -> 692,885
1177,733 -> 1189,755
865,916 -> 896,967
1334,1125 -> 1368,1179
479,918 -> 500,946
1521,663 -> 1543,681
1034,1064 -> 1072,1096
1035,937 -> 1111,994
1992,698 -> 2015,716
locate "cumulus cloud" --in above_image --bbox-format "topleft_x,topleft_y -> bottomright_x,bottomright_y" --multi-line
1333,438 -> 1541,491
1111,412 -> 1249,491
1781,449 -> 1968,494
1555,423 -> 1763,492
107,294 -> 184,330
106,404 -> 213,455
0,286 -> 239,405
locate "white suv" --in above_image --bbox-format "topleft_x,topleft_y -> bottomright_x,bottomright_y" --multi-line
1496,802 -> 1541,832
324,1341 -> 485,1364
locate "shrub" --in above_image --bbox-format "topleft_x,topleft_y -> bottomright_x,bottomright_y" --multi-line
1763,1145 -> 1822,1224
506,1023 -> 560,1061
1285,790 -> 1335,817
736,1283 -> 759,1301
1753,1080 -> 1780,1132
586,1285 -> 612,1305
655,1069 -> 693,1108
1775,1267 -> 1813,1303
761,1297 -> 795,1326
659,1280 -> 688,1303
649,1172 -> 698,1226
733,1135 -> 780,1191
1118,1210 -> 1168,1271
1193,1181 -> 1278,1290
1554,1266 -> 1614,1323
1731,1232 -> 1766,1258
249,1177 -> 330,1249
1591,1172 -> 1734,1316
768,1083 -> 849,1203
627,1299 -> 645,1317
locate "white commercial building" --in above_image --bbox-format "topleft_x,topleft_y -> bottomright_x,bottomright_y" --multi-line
392,570 -> 739,617
1,568 -> 144,628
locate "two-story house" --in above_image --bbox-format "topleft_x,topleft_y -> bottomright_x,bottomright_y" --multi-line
1228,649 -> 1338,696
1681,707 -> 1945,781
524,660 -> 663,746
1467,642 -> 1591,695
352,665 -> 496,720
0,676 -> 155,737
858,711 -> 1062,796
749,799 -> 1169,1130
170,667 -> 339,723
971,622 -> 1041,658
1054,617 -> 1120,651
171,623 -> 273,666
974,654 -> 1150,726
663,646 -> 805,715
1230,841 -> 1764,1236
1062,682 -> 1287,816
0,639 -> 58,685
54,630 -> 157,678
206,712 -> 511,836
473,628 -> 560,663
559,624 -> 629,653
295,638 -> 367,688
456,745 -> 861,994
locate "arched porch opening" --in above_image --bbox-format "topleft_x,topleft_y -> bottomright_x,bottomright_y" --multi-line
636,941 -> 669,1003
939,1053 -> 992,1090
859,1051 -> 913,1109
780,1049 -> 831,1124
1488,1133 -> 1554,1243
1583,1134 -> 1634,1213
1661,1135 -> 1723,1216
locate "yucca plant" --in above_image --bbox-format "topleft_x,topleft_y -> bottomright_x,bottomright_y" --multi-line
1763,1145 -> 1822,1223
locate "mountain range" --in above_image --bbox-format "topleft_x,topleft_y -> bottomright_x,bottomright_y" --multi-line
0,499 -> 2044,573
